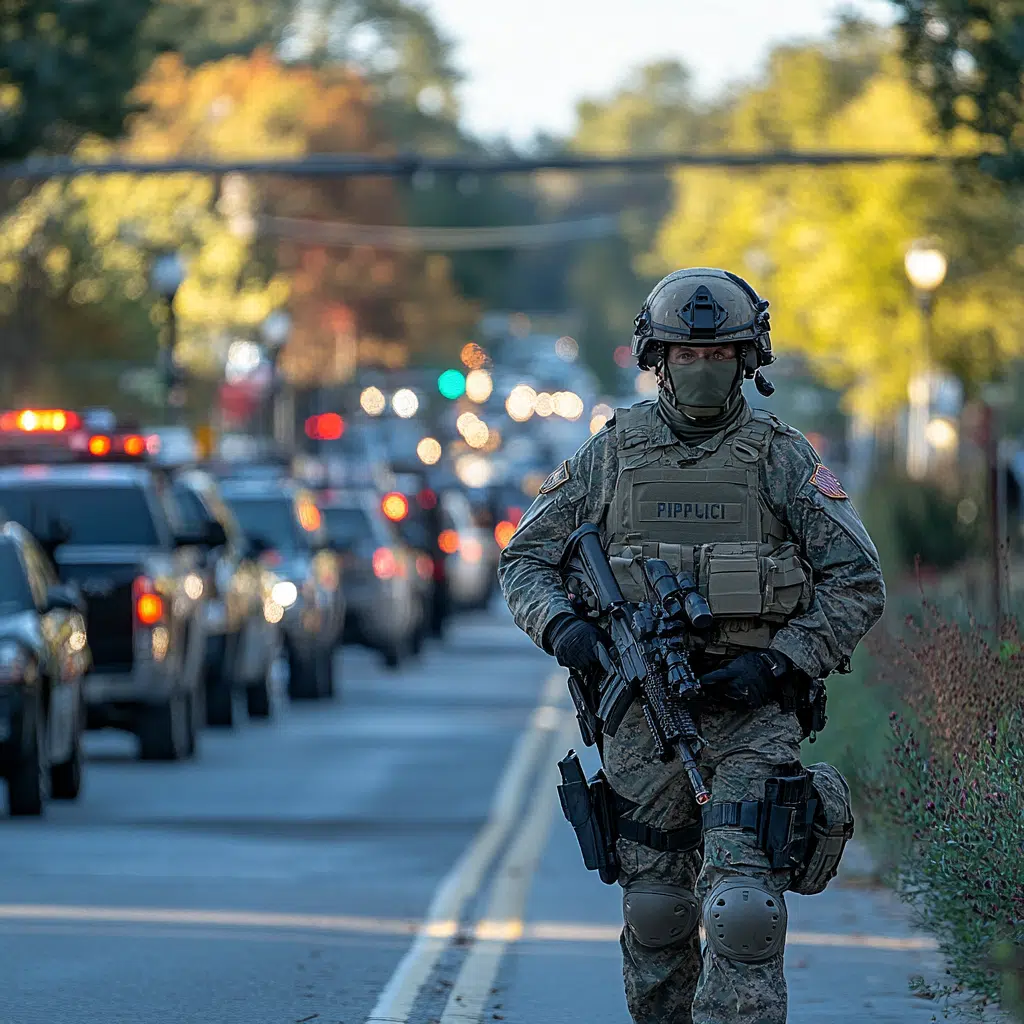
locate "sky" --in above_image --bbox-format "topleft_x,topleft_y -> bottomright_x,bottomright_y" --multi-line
419,0 -> 898,144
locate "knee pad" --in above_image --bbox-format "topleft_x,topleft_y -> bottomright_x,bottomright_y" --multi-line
702,876 -> 786,963
622,883 -> 700,949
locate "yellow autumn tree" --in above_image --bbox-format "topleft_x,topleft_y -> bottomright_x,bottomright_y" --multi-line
650,36 -> 1023,421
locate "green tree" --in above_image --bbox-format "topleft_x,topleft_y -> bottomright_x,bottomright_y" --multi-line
0,0 -> 155,159
650,27 -> 1024,421
892,0 -> 1024,178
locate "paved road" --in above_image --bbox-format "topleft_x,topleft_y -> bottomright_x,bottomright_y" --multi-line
0,605 -> 959,1023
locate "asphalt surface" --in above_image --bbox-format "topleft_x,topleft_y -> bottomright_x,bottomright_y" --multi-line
0,605 -> 973,1024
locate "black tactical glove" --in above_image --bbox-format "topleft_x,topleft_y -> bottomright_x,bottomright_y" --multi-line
545,614 -> 608,676
700,650 -> 796,709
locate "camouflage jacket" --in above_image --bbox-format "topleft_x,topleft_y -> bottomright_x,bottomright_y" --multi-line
498,400 -> 885,679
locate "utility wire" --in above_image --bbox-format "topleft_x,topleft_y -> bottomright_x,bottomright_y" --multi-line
260,213 -> 622,249
0,149 -> 959,181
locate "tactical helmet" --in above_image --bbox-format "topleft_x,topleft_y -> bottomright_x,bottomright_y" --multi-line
632,268 -> 775,394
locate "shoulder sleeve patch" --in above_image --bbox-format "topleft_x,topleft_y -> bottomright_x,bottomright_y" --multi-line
809,463 -> 848,500
539,460 -> 571,494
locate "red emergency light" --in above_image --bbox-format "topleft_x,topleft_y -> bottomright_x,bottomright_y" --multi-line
304,413 -> 345,441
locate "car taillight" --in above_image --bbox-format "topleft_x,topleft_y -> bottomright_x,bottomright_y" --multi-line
122,434 -> 146,456
133,577 -> 164,625
373,547 -> 397,580
461,537 -> 484,564
494,520 -> 516,549
88,434 -> 111,456
438,529 -> 459,555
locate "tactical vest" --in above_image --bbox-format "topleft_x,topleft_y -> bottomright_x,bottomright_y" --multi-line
604,403 -> 812,657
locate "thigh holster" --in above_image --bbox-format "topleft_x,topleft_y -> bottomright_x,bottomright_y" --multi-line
701,771 -> 816,871
557,750 -> 703,886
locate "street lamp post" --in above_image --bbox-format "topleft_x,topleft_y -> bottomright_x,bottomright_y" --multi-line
260,310 -> 293,451
904,240 -> 948,479
149,252 -> 187,422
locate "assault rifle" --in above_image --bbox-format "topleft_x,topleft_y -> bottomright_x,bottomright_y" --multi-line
558,523 -> 713,806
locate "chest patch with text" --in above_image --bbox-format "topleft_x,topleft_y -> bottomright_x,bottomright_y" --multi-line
637,500 -> 743,523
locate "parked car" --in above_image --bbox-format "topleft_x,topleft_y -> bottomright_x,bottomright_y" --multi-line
0,522 -> 90,814
219,478 -> 343,700
170,470 -> 281,725
0,460 -> 209,761
319,490 -> 421,668
440,488 -> 499,612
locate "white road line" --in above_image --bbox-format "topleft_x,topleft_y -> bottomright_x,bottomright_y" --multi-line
438,713 -> 576,1024
363,670 -> 567,1024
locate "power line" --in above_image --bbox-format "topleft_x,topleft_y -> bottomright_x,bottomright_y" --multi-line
260,213 -> 622,250
0,149 -> 959,181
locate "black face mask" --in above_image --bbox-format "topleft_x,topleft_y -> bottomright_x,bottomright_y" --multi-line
665,359 -> 740,418
657,355 -> 747,442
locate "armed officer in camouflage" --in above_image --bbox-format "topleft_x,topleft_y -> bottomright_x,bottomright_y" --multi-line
498,268 -> 885,1024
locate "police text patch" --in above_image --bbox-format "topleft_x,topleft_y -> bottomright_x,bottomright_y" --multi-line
539,460 -> 571,494
638,500 -> 742,523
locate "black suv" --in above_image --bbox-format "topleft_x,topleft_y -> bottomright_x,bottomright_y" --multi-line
0,463 -> 209,761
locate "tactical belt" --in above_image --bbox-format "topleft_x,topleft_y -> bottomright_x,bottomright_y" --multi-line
615,794 -> 703,853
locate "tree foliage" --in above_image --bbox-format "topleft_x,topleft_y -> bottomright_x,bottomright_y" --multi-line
0,50 -> 475,399
649,26 -> 1024,420
892,0 -> 1024,178
0,0 -> 156,160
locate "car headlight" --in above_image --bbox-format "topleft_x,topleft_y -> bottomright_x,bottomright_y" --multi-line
0,640 -> 36,684
271,580 -> 298,608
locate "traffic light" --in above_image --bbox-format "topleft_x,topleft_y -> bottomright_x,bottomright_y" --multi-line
437,369 -> 466,400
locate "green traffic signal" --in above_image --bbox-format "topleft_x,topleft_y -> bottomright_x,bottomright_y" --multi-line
437,369 -> 466,400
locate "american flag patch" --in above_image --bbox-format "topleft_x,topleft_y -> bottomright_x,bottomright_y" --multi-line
810,464 -> 848,500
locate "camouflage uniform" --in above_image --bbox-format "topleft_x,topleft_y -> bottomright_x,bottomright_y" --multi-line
499,398 -> 885,1024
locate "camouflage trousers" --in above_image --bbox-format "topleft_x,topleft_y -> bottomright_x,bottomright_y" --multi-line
603,701 -> 804,1024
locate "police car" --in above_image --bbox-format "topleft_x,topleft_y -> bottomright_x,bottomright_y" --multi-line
0,410 -> 209,761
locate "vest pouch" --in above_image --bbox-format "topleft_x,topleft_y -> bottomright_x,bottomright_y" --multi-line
761,542 -> 813,622
608,549 -> 648,603
697,542 -> 813,621
697,542 -> 762,617
789,762 -> 855,896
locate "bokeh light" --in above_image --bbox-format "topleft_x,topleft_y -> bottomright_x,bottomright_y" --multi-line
417,436 -> 442,465
555,336 -> 579,362
381,492 -> 410,521
505,385 -> 537,422
456,411 -> 480,437
590,402 -> 614,434
391,388 -> 420,419
535,392 -> 554,417
494,520 -> 516,549
465,369 -> 493,404
437,369 -> 467,399
460,342 -> 488,369
636,370 -> 659,396
360,386 -> 386,416
614,345 -> 634,369
553,391 -> 584,421
464,420 -> 490,449
454,453 -> 494,488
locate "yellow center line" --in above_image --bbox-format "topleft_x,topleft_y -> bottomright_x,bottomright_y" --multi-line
0,903 -> 938,951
